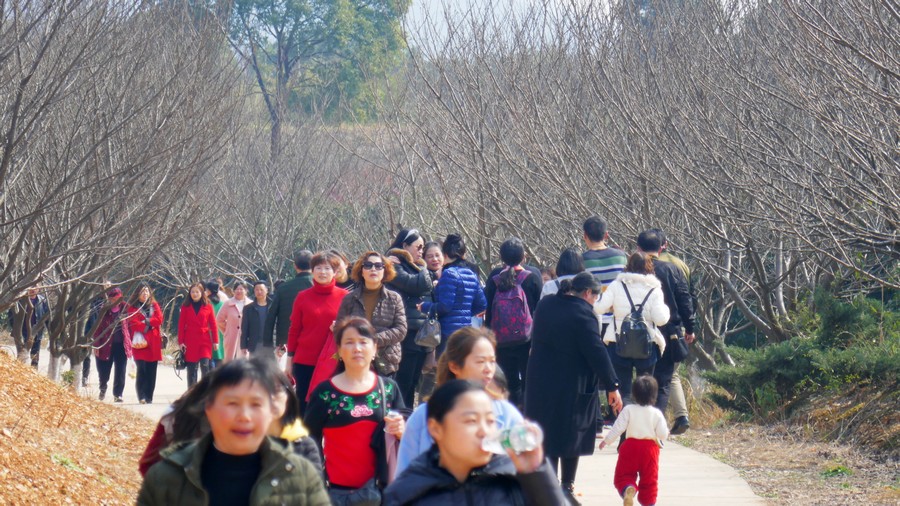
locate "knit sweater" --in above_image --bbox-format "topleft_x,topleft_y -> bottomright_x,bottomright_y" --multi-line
286,280 -> 347,366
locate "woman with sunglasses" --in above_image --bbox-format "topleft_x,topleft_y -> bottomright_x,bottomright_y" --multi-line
336,251 -> 407,378
386,228 -> 437,407
524,272 -> 624,503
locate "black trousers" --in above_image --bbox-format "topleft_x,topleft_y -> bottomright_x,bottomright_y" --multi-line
496,341 -> 531,408
135,360 -> 159,402
292,363 -> 316,416
29,333 -> 43,368
653,326 -> 683,412
396,345 -> 429,408
96,341 -> 127,398
186,358 -> 210,388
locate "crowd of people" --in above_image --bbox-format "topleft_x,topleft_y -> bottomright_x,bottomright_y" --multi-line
12,216 -> 696,505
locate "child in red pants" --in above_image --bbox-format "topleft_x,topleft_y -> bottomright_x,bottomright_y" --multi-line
600,375 -> 668,506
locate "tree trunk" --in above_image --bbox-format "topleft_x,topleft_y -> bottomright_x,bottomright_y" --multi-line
47,354 -> 61,382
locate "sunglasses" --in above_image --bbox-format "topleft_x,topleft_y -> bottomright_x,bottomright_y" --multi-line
362,262 -> 385,270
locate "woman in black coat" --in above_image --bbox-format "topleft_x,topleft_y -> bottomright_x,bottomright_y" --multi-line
386,228 -> 436,407
524,272 -> 623,503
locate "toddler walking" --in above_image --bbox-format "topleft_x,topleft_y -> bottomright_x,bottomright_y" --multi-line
599,374 -> 668,506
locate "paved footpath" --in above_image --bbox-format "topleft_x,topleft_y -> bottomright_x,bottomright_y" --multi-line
41,349 -> 767,505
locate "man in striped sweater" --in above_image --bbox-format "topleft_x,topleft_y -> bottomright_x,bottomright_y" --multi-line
581,216 -> 628,337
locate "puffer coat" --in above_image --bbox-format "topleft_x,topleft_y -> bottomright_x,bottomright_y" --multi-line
420,260 -> 486,342
383,445 -> 566,506
335,285 -> 407,374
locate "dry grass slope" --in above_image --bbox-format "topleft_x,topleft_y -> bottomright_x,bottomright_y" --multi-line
0,353 -> 155,505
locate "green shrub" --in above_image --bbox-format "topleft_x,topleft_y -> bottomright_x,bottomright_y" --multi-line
706,289 -> 899,419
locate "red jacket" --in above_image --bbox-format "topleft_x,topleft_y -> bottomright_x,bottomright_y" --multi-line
128,301 -> 164,362
178,303 -> 218,362
286,280 -> 346,366
92,303 -> 132,361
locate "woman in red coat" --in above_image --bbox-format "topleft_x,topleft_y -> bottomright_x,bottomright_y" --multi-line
286,251 -> 347,414
178,282 -> 218,388
127,284 -> 164,404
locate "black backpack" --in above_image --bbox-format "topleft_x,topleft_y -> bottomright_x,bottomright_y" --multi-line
614,283 -> 655,360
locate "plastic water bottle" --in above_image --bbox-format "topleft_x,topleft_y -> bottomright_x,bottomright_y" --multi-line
482,423 -> 544,454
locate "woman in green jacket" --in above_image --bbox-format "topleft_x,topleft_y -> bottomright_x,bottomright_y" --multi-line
137,358 -> 330,506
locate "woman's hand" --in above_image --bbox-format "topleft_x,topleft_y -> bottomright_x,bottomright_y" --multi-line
608,390 -> 623,415
384,414 -> 405,439
504,422 -> 544,474
387,255 -> 400,265
599,440 -> 608,450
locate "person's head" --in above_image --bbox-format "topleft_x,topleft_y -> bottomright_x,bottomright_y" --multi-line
499,237 -> 525,267
106,287 -> 123,303
653,228 -> 668,251
232,280 -> 248,300
203,358 -> 280,455
442,233 -> 467,261
424,241 -> 444,271
583,216 -> 609,244
636,229 -> 663,254
269,367 -> 301,435
186,282 -> 210,306
332,317 -> 378,375
252,281 -> 268,301
540,267 -> 555,283
204,280 -> 220,304
436,327 -> 497,388
390,228 -> 425,262
426,380 -> 495,479
632,374 -> 658,407
310,251 -> 342,285
27,286 -> 40,298
129,284 -> 156,307
294,250 -> 313,272
624,252 -> 655,275
496,237 -> 526,291
555,247 -> 585,277
350,251 -> 396,287
558,272 -> 602,305
328,249 -> 351,284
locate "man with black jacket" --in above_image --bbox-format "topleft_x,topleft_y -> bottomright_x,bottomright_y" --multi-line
636,230 -> 695,413
264,250 -> 313,355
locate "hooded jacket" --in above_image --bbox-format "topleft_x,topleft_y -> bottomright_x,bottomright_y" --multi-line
595,272 -> 670,354
137,434 -> 330,506
383,445 -> 566,506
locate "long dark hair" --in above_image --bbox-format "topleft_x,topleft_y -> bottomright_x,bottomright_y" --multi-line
183,282 -> 210,307
127,283 -> 157,309
497,237 -> 525,291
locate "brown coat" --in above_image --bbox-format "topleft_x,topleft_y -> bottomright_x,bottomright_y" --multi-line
336,285 -> 407,374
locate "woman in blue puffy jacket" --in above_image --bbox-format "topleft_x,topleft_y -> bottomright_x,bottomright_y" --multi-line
418,233 -> 486,356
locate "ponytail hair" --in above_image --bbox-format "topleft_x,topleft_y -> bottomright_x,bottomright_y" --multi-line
559,272 -> 601,296
497,237 -> 525,291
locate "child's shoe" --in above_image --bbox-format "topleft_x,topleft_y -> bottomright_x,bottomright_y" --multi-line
622,485 -> 637,506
